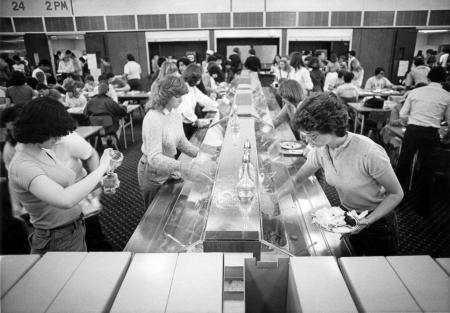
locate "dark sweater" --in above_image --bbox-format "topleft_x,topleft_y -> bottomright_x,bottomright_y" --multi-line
84,95 -> 127,132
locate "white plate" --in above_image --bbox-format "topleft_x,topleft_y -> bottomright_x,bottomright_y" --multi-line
316,224 -> 357,234
282,149 -> 304,156
280,141 -> 303,150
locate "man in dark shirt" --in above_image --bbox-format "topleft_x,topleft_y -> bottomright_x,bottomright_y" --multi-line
244,48 -> 261,72
229,47 -> 242,74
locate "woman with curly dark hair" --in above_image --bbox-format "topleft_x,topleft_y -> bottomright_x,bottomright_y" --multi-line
8,97 -> 115,254
288,93 -> 404,256
138,76 -> 214,207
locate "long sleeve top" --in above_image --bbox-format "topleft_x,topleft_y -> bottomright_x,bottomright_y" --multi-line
272,103 -> 296,128
291,67 -> 313,95
178,84 -> 217,124
83,95 -> 127,132
141,109 -> 199,183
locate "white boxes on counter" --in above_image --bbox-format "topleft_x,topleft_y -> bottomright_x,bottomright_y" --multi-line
339,256 -> 422,312
46,252 -> 131,313
110,253 -> 178,313
2,253 -> 449,313
1,252 -> 88,313
387,255 -> 450,313
0,254 -> 40,298
287,257 -> 358,313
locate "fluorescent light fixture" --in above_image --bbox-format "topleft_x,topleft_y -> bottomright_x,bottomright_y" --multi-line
418,29 -> 450,34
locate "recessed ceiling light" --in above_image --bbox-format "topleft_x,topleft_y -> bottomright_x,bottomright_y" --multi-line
418,29 -> 449,34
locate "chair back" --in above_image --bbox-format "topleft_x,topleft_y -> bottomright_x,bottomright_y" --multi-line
89,114 -> 113,135
339,96 -> 358,105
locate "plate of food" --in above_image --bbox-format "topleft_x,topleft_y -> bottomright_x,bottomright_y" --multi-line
312,207 -> 367,233
280,141 -> 304,150
282,149 -> 304,156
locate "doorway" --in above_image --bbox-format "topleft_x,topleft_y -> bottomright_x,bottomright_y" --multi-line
148,41 -> 207,73
217,38 -> 280,70
288,41 -> 350,59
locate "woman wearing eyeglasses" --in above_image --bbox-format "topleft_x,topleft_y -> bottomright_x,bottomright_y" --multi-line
288,93 -> 404,256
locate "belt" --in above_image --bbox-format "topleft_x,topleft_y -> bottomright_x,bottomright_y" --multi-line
35,215 -> 84,233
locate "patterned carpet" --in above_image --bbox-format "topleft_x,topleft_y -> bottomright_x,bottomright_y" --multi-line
96,120 -> 450,257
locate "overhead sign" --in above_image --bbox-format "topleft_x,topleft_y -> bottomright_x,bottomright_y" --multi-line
1,0 -> 73,17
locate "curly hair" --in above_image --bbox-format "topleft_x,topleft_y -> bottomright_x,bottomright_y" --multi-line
182,64 -> 202,87
150,76 -> 188,111
13,97 -> 76,143
292,93 -> 348,137
9,71 -> 26,86
279,79 -> 303,105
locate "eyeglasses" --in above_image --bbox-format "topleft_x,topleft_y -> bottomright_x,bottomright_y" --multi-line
302,131 -> 321,141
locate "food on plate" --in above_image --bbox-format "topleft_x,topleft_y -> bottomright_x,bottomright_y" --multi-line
280,141 -> 303,150
312,207 -> 358,230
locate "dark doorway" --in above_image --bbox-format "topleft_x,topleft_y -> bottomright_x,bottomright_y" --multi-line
148,41 -> 207,72
217,37 -> 279,70
288,41 -> 350,59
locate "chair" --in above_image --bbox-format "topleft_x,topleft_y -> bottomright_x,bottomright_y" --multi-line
88,114 -> 120,150
339,96 -> 358,105
430,146 -> 450,192
366,111 -> 391,143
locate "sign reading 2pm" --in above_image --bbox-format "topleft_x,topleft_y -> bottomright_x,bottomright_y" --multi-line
7,0 -> 73,16
11,1 -> 69,10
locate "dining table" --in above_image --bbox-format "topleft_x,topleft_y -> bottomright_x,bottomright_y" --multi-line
347,101 -> 397,134
358,88 -> 403,99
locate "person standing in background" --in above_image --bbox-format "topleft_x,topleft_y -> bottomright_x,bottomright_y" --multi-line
397,66 -> 450,217
79,57 -> 90,78
244,48 -> 261,73
58,51 -> 74,80
308,57 -> 325,95
290,51 -> 313,97
123,54 -> 142,91
151,54 -> 160,74
229,47 -> 242,74
32,60 -> 51,86
405,57 -> 430,89
100,57 -> 112,75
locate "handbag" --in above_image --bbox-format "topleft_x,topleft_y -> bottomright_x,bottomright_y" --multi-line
364,96 -> 384,109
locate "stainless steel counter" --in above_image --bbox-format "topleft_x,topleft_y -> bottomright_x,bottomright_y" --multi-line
125,78 -> 353,258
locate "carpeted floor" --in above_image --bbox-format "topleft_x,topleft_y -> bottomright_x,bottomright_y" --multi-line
97,120 -> 450,257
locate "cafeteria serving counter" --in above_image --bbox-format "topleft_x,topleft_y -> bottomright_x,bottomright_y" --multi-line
125,74 -> 353,259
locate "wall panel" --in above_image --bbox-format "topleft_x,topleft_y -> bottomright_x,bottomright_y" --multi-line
0,18 -> 14,32
201,13 -> 231,28
233,12 -> 263,27
14,17 -> 44,32
75,16 -> 105,31
106,15 -> 135,30
396,11 -> 427,26
266,12 -> 296,27
169,14 -> 198,29
331,12 -> 361,27
363,11 -> 394,26
137,15 -> 166,29
298,12 -> 329,27
429,10 -> 450,25
45,17 -> 74,32
352,28 -> 396,84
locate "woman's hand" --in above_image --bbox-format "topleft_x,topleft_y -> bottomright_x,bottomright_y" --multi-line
351,217 -> 370,234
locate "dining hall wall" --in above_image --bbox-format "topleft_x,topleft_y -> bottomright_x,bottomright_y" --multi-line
84,31 -> 149,89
